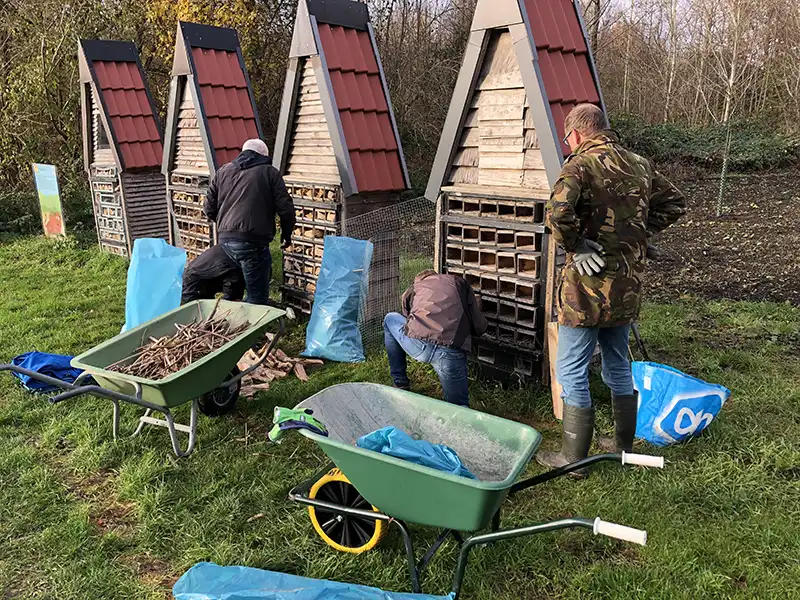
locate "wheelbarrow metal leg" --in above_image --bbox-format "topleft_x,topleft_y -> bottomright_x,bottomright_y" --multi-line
451,518 -> 596,599
131,402 -> 198,458
391,520 -> 422,594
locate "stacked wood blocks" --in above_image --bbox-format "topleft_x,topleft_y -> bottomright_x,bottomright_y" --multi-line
168,84 -> 213,260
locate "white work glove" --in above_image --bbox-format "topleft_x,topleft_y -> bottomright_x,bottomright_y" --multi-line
573,239 -> 606,276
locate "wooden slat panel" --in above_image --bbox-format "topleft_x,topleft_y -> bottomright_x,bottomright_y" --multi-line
475,30 -> 523,91
479,123 -> 524,139
453,147 -> 479,167
460,128 -> 479,148
479,153 -> 524,170
174,84 -> 209,172
464,108 -> 479,128
479,104 -> 524,122
449,166 -> 479,185
523,108 -> 535,129
473,88 -> 526,107
522,169 -> 550,189
478,169 -> 524,187
287,153 -> 338,166
523,149 -> 545,170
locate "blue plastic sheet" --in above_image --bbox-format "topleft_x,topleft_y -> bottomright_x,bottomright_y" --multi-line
357,426 -> 476,479
633,361 -> 731,447
173,562 -> 454,600
11,352 -> 92,392
302,236 -> 372,363
122,238 -> 186,333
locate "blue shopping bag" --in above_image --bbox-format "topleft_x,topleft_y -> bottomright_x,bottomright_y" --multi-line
633,361 -> 731,447
122,238 -> 186,332
302,236 -> 373,363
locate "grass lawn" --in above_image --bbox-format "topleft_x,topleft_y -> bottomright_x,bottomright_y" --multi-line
1,235 -> 799,600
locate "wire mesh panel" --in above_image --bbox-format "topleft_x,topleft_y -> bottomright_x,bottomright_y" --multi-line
342,197 -> 437,350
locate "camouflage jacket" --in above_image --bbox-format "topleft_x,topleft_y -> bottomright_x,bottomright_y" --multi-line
546,131 -> 686,328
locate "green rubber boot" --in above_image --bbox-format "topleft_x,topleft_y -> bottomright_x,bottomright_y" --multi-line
597,392 -> 639,453
536,404 -> 595,478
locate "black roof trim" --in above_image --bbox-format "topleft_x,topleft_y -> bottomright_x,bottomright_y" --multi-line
80,39 -> 138,63
180,21 -> 240,51
307,0 -> 370,31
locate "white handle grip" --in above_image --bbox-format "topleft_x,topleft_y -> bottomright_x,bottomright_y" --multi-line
621,452 -> 665,468
593,518 -> 647,546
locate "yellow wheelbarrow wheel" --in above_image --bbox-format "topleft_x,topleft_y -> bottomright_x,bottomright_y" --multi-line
308,468 -> 385,554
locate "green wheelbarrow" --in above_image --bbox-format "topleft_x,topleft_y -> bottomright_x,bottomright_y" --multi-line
288,383 -> 664,598
0,300 -> 285,457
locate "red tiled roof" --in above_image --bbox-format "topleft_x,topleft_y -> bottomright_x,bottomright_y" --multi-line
191,47 -> 260,166
525,0 -> 601,156
92,60 -> 163,169
317,23 -> 405,193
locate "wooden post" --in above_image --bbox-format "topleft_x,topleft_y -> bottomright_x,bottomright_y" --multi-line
547,321 -> 563,419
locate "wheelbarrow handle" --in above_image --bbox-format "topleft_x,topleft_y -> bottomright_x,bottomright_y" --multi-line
593,517 -> 647,546
50,385 -> 97,404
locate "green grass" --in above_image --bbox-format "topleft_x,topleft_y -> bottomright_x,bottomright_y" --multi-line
1,235 -> 799,599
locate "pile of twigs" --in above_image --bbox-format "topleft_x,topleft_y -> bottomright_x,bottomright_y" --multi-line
108,301 -> 251,379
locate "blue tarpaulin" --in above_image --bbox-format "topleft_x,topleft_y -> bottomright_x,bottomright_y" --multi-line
357,427 -> 476,479
173,563 -> 453,600
11,352 -> 91,392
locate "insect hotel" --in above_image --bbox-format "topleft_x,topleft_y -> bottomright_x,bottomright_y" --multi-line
273,0 -> 410,315
426,0 -> 605,379
78,39 -> 168,256
162,22 -> 263,260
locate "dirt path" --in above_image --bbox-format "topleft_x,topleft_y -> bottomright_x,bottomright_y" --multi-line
645,169 -> 800,304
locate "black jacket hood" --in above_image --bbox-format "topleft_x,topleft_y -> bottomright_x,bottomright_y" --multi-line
232,150 -> 272,170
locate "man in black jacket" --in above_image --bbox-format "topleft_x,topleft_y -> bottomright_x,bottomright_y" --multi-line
383,270 -> 488,406
181,244 -> 245,304
204,139 -> 295,305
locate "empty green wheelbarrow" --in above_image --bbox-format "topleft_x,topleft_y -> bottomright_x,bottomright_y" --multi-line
288,383 -> 664,598
1,300 -> 285,457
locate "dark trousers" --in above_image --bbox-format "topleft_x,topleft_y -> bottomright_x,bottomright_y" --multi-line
220,240 -> 271,305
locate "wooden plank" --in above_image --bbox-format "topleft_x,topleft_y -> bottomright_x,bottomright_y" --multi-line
292,122 -> 330,133
441,184 -> 549,200
452,147 -> 479,167
479,123 -> 524,139
479,140 -> 524,153
524,129 -> 539,149
478,103 -> 524,122
460,128 -> 479,148
474,88 -> 526,107
288,144 -> 336,157
290,137 -> 334,149
547,322 -> 563,419
286,164 -> 341,178
464,108 -> 479,128
297,103 -> 325,116
478,169 -> 523,187
448,166 -> 478,185
293,129 -> 335,140
287,154 -> 338,166
523,149 -> 545,170
475,31 -> 523,91
478,152 -> 524,170
522,169 -> 550,189
523,108 -> 535,129
298,91 -> 321,102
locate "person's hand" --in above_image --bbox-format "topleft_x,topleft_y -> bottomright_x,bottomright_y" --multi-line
573,239 -> 606,276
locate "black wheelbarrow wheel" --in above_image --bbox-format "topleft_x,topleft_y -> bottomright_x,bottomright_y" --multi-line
308,468 -> 385,554
198,367 -> 241,417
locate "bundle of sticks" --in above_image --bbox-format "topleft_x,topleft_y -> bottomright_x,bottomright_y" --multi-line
108,306 -> 250,379
237,341 -> 323,398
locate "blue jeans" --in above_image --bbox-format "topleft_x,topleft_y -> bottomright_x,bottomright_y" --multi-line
556,324 -> 634,409
383,312 -> 470,406
220,240 -> 271,305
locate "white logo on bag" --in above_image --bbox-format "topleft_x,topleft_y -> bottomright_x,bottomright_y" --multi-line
673,407 -> 715,436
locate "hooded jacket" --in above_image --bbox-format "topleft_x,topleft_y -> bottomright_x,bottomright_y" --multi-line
401,272 -> 488,352
204,150 -> 296,245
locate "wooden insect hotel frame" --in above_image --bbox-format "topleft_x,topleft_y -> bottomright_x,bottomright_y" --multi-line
161,22 -> 263,260
426,0 -> 606,380
79,39 -> 168,256
273,0 -> 410,315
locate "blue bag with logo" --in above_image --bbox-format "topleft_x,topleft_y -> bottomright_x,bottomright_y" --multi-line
122,238 -> 187,332
633,361 -> 731,447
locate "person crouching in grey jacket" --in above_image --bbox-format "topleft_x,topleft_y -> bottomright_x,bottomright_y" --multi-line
384,270 -> 488,406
